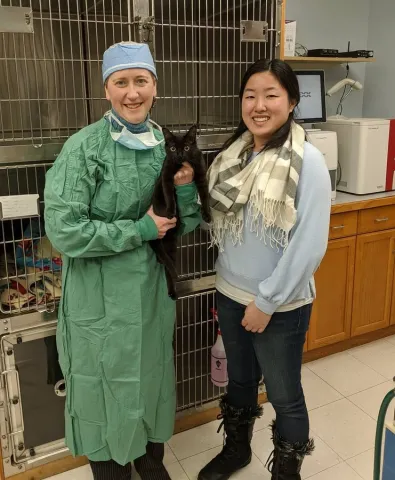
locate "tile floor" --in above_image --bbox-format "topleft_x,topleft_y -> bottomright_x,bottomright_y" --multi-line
49,336 -> 395,480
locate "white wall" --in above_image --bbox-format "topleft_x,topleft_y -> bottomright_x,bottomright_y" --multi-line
363,0 -> 395,118
286,0 -> 371,117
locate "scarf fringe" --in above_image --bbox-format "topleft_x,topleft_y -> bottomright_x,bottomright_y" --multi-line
249,193 -> 289,249
210,196 -> 289,252
209,215 -> 244,252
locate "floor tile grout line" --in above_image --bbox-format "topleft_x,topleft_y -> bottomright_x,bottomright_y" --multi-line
252,451 -> 265,467
307,400 -> 377,464
305,426 -> 345,464
346,337 -> 395,356
303,460 -> 344,480
341,442 -> 376,462
347,399 -> 377,423
166,441 -> 180,465
178,459 -> 193,480
306,398 -> 344,414
345,348 -> 394,381
303,365 -> 346,398
345,340 -> 395,356
346,389 -> 395,423
346,378 -> 395,399
345,445 -> 376,463
175,443 -> 223,463
345,457 -> 367,480
307,357 -> 389,397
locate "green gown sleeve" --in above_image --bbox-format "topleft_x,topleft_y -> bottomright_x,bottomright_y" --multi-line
175,183 -> 202,236
44,144 -> 158,259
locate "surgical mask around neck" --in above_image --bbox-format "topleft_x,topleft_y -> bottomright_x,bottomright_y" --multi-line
105,111 -> 163,151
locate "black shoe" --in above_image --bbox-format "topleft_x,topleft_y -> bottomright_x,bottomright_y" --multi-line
134,442 -> 171,480
198,395 -> 263,480
266,421 -> 315,480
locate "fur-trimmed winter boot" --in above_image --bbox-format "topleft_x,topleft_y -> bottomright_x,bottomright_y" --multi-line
266,421 -> 315,480
198,395 -> 263,480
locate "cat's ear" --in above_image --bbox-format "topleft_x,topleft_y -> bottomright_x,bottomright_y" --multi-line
162,127 -> 174,143
185,124 -> 197,143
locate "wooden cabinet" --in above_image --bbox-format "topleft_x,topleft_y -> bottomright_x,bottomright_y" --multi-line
308,237 -> 356,350
329,212 -> 358,240
352,230 -> 395,336
391,277 -> 395,326
358,205 -> 395,234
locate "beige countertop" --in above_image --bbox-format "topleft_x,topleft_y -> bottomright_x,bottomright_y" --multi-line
331,190 -> 395,214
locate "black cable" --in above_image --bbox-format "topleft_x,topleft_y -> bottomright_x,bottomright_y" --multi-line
295,43 -> 308,57
336,161 -> 342,187
336,63 -> 350,115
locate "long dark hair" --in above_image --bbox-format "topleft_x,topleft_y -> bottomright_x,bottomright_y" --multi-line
222,58 -> 300,152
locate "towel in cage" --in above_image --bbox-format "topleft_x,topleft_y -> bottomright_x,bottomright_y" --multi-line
0,277 -> 36,311
29,271 -> 62,302
16,221 -> 62,272
0,271 -> 62,312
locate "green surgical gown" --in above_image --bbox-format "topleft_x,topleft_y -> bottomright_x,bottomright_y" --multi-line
44,119 -> 201,465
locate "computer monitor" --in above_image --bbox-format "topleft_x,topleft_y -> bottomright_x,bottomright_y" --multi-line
294,70 -> 326,123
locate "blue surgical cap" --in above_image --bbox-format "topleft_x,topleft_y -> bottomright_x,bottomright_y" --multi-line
102,42 -> 157,83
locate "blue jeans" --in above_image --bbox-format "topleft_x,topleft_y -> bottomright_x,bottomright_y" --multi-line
217,291 -> 312,444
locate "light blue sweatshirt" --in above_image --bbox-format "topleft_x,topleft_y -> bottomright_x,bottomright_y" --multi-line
215,141 -> 332,315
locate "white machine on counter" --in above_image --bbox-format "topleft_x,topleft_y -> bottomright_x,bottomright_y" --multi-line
322,116 -> 392,195
307,130 -> 338,200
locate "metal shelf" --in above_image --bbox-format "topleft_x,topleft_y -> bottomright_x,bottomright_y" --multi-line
284,56 -> 375,64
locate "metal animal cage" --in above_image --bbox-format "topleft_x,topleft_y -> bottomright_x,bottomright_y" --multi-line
0,0 -> 280,146
175,289 -> 221,411
0,0 -> 280,475
0,323 -> 67,475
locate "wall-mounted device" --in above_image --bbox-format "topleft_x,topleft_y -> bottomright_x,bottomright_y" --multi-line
326,78 -> 363,117
326,78 -> 363,97
294,70 -> 326,124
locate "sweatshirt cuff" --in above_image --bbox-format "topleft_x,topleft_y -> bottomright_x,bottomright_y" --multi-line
175,182 -> 198,202
255,295 -> 278,316
136,214 -> 158,241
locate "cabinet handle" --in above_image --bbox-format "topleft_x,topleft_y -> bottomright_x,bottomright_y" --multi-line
331,225 -> 345,230
375,217 -> 389,223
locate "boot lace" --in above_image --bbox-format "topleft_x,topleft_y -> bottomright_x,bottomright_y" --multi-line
216,413 -> 226,444
265,450 -> 275,473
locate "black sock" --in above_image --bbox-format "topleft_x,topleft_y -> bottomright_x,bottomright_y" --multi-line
134,442 -> 170,480
89,459 -> 132,480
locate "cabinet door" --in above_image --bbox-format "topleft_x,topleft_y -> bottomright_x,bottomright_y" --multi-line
308,237 -> 356,350
352,230 -> 395,336
387,235 -> 395,326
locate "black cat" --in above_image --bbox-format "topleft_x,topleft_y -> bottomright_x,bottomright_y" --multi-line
149,125 -> 211,300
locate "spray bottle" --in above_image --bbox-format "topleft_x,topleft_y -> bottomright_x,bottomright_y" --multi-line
210,308 -> 228,387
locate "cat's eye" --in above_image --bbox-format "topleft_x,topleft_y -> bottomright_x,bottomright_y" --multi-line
170,146 -> 176,152
184,146 -> 190,151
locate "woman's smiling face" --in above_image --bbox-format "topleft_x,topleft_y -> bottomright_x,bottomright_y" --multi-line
242,71 -> 296,149
105,68 -> 157,124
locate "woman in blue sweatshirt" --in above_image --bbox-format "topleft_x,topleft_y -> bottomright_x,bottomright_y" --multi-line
199,60 -> 331,480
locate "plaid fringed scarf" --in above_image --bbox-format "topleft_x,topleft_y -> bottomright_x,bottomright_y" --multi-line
208,121 -> 305,251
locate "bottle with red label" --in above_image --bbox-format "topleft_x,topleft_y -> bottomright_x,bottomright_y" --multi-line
210,308 -> 228,387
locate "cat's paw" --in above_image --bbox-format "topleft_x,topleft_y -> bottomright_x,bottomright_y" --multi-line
168,289 -> 178,300
202,211 -> 212,223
